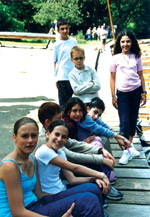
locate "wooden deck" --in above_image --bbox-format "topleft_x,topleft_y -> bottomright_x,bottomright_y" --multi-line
98,42 -> 150,217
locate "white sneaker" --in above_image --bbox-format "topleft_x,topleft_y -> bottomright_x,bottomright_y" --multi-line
129,147 -> 140,157
119,150 -> 132,165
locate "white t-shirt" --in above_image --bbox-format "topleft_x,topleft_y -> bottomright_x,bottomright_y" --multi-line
53,37 -> 77,81
35,145 -> 67,194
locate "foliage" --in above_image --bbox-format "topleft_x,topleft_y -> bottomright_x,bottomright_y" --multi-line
0,0 -> 149,38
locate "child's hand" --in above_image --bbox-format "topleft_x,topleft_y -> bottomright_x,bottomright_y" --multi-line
112,97 -> 118,109
101,148 -> 116,164
83,136 -> 95,143
95,179 -> 110,195
103,158 -> 115,170
62,203 -> 75,217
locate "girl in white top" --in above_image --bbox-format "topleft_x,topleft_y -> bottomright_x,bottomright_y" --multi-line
110,30 -> 146,165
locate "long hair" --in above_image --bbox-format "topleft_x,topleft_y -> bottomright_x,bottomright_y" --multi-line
113,30 -> 141,57
64,97 -> 86,122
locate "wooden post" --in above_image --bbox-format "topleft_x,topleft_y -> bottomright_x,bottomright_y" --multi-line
107,0 -> 116,42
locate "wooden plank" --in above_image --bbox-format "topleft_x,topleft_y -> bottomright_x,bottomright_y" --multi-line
0,31 -> 56,40
106,204 -> 150,217
113,178 -> 150,190
114,168 -> 150,178
108,191 -> 150,205
112,150 -> 146,158
115,158 -> 149,168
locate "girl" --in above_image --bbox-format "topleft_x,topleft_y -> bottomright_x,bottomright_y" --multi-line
0,117 -> 97,217
110,30 -> 146,164
63,97 -> 124,201
63,97 -> 116,170
35,120 -> 110,217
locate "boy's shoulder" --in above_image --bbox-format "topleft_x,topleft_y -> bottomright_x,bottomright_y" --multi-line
54,37 -> 77,46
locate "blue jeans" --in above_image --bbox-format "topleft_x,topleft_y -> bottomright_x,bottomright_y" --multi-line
117,86 -> 142,139
57,80 -> 73,111
26,183 -> 104,217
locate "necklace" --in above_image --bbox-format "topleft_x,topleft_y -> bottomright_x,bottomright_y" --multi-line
122,54 -> 130,64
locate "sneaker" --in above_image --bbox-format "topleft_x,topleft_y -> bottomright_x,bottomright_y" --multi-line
103,199 -> 109,208
106,186 -> 123,200
119,150 -> 132,165
129,146 -> 140,157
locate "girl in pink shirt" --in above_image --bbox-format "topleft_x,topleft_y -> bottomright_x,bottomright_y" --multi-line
110,30 -> 146,165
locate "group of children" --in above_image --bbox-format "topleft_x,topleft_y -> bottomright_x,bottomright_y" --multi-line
0,19 -> 147,217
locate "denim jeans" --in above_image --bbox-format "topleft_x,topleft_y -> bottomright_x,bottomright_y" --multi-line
57,80 -> 73,111
26,183 -> 104,217
117,86 -> 142,139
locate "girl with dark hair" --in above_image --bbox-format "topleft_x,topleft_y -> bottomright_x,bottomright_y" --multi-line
110,30 -> 146,165
35,120 -> 111,217
63,97 -> 86,140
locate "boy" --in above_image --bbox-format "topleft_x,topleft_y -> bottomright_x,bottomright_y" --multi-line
54,19 -> 77,110
69,46 -> 100,103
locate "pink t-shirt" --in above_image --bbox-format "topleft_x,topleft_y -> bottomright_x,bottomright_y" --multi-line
110,53 -> 143,92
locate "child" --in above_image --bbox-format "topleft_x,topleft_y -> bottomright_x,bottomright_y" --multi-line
69,46 -> 100,103
54,19 -> 78,111
35,120 -> 111,217
110,30 -> 146,164
77,97 -> 131,154
0,117 -> 76,217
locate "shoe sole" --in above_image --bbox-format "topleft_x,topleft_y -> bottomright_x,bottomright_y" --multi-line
119,156 -> 132,165
106,196 -> 123,201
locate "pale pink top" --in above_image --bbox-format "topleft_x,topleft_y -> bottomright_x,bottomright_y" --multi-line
110,53 -> 143,92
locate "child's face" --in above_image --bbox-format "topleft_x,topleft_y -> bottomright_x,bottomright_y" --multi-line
71,51 -> 85,70
13,123 -> 38,154
58,24 -> 69,40
87,107 -> 103,121
45,112 -> 63,129
120,35 -> 132,54
47,126 -> 68,152
68,104 -> 83,122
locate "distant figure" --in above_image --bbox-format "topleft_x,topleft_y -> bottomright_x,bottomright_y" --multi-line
86,27 -> 92,40
53,19 -> 77,111
97,25 -> 101,40
110,30 -> 146,165
100,25 -> 108,51
92,27 -> 97,40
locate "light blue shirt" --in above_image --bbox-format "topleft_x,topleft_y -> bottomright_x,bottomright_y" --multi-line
69,65 -> 100,103
54,37 -> 77,81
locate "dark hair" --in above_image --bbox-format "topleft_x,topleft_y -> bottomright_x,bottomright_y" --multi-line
38,102 -> 62,125
86,97 -> 105,112
64,97 -> 86,122
48,120 -> 70,136
14,117 -> 39,135
57,19 -> 69,29
113,30 -> 141,57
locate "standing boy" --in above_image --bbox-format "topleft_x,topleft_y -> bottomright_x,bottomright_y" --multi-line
54,19 -> 77,110
69,46 -> 100,103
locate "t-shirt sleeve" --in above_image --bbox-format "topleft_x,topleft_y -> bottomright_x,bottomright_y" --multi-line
137,56 -> 143,71
110,56 -> 117,73
35,146 -> 58,165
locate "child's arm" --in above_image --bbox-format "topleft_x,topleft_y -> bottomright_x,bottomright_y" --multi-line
110,72 -> 118,109
50,156 -> 110,194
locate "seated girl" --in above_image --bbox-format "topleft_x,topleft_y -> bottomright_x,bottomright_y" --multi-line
35,120 -> 110,217
0,117 -> 104,217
